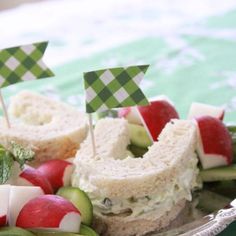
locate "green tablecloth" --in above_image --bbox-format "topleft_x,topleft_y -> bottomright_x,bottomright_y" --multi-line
3,10 -> 236,124
1,5 -> 236,235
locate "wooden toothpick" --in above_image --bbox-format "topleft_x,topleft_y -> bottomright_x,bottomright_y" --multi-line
0,90 -> 10,128
88,113 -> 96,157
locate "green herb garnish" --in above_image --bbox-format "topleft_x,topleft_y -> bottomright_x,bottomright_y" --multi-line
9,142 -> 35,168
0,142 -> 35,184
0,147 -> 14,184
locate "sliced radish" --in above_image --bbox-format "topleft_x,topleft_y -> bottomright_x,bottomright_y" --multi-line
9,186 -> 43,226
196,116 -> 233,169
37,159 -> 75,192
138,99 -> 179,141
17,166 -> 53,194
16,195 -> 81,233
0,185 -> 10,226
188,102 -> 224,120
118,107 -> 142,125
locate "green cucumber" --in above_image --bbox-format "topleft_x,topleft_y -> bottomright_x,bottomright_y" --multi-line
31,230 -> 82,236
197,190 -> 231,213
232,137 -> 236,163
128,144 -> 148,157
204,181 -> 236,199
200,165 -> 236,182
128,123 -> 152,148
57,187 -> 93,226
0,227 -> 35,236
31,225 -> 97,236
227,125 -> 236,162
79,225 -> 98,236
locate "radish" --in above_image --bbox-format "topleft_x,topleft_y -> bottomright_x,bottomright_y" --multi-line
188,102 -> 224,120
9,186 -> 43,226
118,107 -> 142,125
138,100 -> 179,141
17,166 -> 53,194
0,185 -> 10,226
119,97 -> 179,141
16,195 -> 81,233
195,116 -> 233,169
37,159 -> 75,192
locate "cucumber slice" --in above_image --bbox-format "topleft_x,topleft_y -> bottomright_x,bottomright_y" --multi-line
197,190 -> 231,213
128,123 -> 152,148
232,138 -> 236,163
31,230 -> 82,236
200,165 -> 236,182
0,227 -> 35,236
204,181 -> 236,199
227,125 -> 236,133
79,225 -> 98,236
227,125 -> 236,163
31,227 -> 97,236
128,144 -> 148,157
57,187 -> 93,226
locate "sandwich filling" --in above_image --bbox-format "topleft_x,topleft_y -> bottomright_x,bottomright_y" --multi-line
76,154 -> 199,219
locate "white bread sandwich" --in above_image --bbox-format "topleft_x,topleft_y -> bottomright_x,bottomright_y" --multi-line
72,118 -> 199,236
0,91 -> 88,165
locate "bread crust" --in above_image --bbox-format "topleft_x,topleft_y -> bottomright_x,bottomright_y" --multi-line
93,199 -> 187,236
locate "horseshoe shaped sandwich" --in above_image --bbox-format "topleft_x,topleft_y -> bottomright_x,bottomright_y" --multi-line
73,117 -> 199,236
0,91 -> 88,165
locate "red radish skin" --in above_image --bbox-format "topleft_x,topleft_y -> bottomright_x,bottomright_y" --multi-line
0,215 -> 6,226
9,186 -> 44,226
37,160 -> 74,192
0,185 -> 10,226
118,107 -> 142,125
118,107 -> 131,118
18,167 -> 53,194
138,100 -> 179,141
16,195 -> 81,231
196,116 -> 233,168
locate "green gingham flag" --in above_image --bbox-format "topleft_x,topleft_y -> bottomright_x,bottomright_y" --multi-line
84,65 -> 150,113
0,41 -> 54,88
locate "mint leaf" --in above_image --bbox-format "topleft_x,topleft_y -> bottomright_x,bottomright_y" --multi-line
0,142 -> 35,183
10,142 -> 35,168
0,147 -> 14,184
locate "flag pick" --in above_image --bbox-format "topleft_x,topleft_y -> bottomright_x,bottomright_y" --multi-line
83,65 -> 152,157
0,41 -> 54,128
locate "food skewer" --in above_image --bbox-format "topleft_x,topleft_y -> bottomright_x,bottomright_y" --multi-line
0,90 -> 10,128
88,113 -> 96,157
83,65 -> 150,159
0,41 -> 54,129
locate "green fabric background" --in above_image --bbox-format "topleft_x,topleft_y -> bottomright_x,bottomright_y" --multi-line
3,11 -> 236,123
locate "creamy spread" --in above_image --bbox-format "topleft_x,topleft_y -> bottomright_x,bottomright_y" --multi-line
79,156 -> 199,220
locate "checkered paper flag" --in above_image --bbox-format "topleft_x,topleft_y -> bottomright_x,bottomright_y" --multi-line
84,65 -> 150,113
0,41 -> 54,88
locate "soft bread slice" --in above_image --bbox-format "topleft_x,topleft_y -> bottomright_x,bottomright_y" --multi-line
75,118 -> 130,161
73,118 -> 198,235
0,91 -> 88,165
